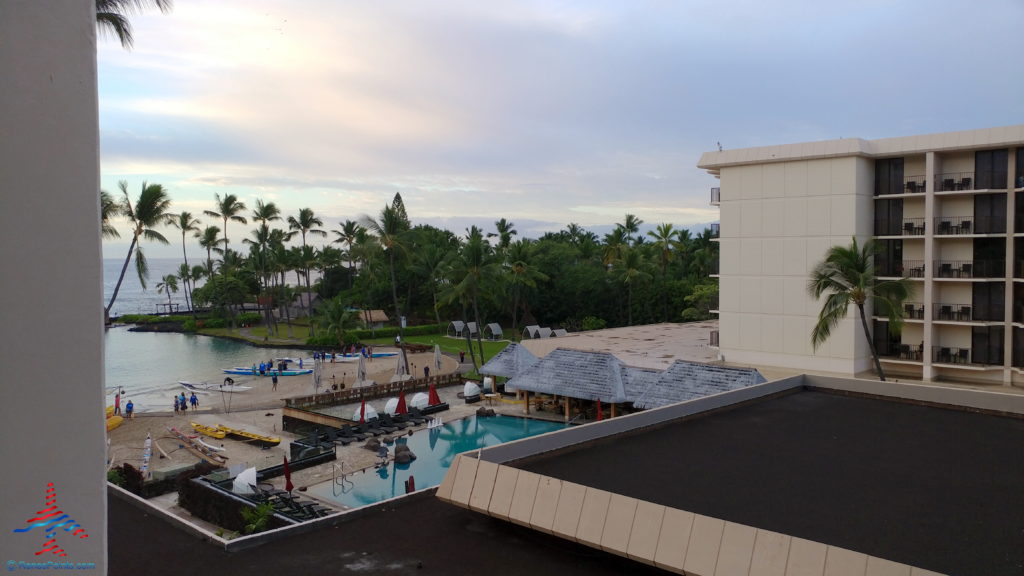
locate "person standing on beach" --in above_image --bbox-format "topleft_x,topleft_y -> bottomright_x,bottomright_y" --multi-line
272,372 -> 279,391
190,392 -> 198,410
173,396 -> 179,414
459,350 -> 465,363
179,392 -> 187,413
125,400 -> 134,419
114,391 -> 121,415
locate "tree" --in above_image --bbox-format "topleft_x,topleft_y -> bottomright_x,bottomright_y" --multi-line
315,296 -> 356,347
647,223 -> 680,321
156,274 -> 178,307
332,219 -> 364,289
611,246 -> 651,326
195,225 -> 222,275
105,181 -> 172,320
808,238 -> 913,382
168,211 -> 201,316
506,239 -> 548,337
100,190 -> 121,239
96,0 -> 173,50
362,195 -> 411,336
204,193 -> 247,267
288,208 -> 326,323
621,213 -> 643,245
441,226 -> 500,369
176,263 -> 193,311
488,218 -> 517,255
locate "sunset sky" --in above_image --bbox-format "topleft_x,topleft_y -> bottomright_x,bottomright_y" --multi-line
97,0 -> 1024,257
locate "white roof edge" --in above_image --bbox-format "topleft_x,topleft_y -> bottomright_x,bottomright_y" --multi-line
697,124 -> 1024,169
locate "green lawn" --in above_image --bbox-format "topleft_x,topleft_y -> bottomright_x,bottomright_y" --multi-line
360,333 -> 511,361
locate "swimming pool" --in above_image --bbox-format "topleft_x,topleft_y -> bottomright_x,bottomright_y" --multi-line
306,415 -> 568,509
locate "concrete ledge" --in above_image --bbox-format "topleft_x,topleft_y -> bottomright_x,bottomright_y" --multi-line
804,375 -> 1024,416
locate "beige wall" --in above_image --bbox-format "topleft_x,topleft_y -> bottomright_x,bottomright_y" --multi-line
718,156 -> 875,373
0,2 -> 106,571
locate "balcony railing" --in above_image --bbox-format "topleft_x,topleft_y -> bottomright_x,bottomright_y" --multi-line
934,259 -> 1004,278
709,330 -> 719,347
710,223 -> 720,238
876,259 -> 925,277
934,215 -> 1005,235
901,175 -> 927,194
710,187 -> 720,206
933,346 -> 971,364
900,302 -> 925,320
875,218 -> 926,236
935,172 -> 976,192
933,303 -> 973,322
880,343 -> 923,361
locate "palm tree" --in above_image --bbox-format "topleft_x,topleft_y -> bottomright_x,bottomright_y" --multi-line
204,193 -> 247,266
100,190 -> 121,239
808,238 -> 913,381
105,181 -> 172,320
244,224 -> 275,339
602,227 -> 627,267
168,211 -> 201,315
362,197 -> 411,337
315,296 -> 356,347
176,263 -> 192,311
333,219 -> 364,288
506,239 -> 548,337
156,274 -> 178,307
195,225 -> 222,275
441,226 -> 500,369
621,213 -> 643,245
647,223 -> 679,321
611,246 -> 650,326
95,0 -> 172,50
488,218 -> 518,255
288,208 -> 326,320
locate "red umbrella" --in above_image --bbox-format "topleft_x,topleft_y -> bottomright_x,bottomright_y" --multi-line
596,399 -> 604,421
283,455 -> 294,493
428,383 -> 441,406
359,396 -> 366,424
396,388 -> 408,414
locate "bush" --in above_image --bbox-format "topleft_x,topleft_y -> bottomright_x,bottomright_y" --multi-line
182,318 -> 197,332
236,312 -> 262,326
119,314 -> 163,324
241,502 -> 275,534
107,468 -> 125,487
580,316 -> 607,331
306,334 -> 339,347
680,307 -> 709,322
201,318 -> 227,329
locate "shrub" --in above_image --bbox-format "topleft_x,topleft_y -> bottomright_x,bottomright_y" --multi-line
107,468 -> 125,487
580,316 -> 607,331
236,312 -> 262,326
182,318 -> 197,332
201,318 -> 227,329
119,314 -> 163,324
241,502 -> 275,534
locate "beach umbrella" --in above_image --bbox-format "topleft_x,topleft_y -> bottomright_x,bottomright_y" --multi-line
428,382 -> 441,406
353,401 -> 378,422
283,455 -> 294,493
410,392 -> 429,409
396,388 -> 407,414
433,344 -> 443,371
596,399 -> 604,421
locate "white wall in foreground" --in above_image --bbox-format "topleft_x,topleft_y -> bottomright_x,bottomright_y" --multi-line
0,1 -> 106,571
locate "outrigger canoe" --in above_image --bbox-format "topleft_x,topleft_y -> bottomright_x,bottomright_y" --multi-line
190,421 -> 226,439
222,367 -> 313,376
106,415 -> 124,431
216,424 -> 281,447
167,427 -> 228,465
180,381 -> 251,393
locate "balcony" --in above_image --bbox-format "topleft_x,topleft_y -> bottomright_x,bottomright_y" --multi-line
901,302 -> 925,320
709,330 -> 719,347
710,187 -> 720,206
710,223 -> 720,238
933,259 -> 1004,279
875,218 -> 926,236
934,215 -> 1005,235
876,259 -> 924,278
933,303 -> 973,322
875,174 -> 927,196
879,343 -> 923,361
932,346 -> 971,365
935,172 -> 976,192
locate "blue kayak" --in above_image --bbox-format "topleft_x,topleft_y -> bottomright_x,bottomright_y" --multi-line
223,367 -> 313,376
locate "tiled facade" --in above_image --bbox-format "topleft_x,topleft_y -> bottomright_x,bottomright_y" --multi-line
698,125 -> 1024,385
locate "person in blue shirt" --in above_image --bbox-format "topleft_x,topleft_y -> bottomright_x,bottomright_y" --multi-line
125,400 -> 134,419
189,392 -> 198,410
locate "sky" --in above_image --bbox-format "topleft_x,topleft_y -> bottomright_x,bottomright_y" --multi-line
98,0 -> 1024,258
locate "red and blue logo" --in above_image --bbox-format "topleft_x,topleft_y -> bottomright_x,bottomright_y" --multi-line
12,482 -> 89,557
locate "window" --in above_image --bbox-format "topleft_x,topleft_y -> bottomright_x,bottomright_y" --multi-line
875,158 -> 904,196
974,193 -> 1007,233
971,326 -> 1004,365
975,149 -> 1008,190
874,198 -> 904,235
972,238 -> 1005,277
1016,149 -> 1024,188
874,240 -> 903,276
972,282 -> 1005,321
1014,327 -> 1024,368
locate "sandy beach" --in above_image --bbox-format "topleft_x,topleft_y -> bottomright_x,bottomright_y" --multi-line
106,347 -> 474,503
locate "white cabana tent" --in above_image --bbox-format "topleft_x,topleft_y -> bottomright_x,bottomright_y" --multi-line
353,404 -> 379,421
410,392 -> 429,409
231,467 -> 257,494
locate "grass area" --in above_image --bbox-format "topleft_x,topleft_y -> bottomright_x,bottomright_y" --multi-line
246,324 -> 312,340
361,333 -> 511,361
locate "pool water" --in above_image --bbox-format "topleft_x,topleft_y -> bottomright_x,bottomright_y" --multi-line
306,415 -> 568,509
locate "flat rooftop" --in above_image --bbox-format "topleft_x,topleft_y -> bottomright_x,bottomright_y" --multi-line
514,388 -> 1024,576
520,321 -> 719,370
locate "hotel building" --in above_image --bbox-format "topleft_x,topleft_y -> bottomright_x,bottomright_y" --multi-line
698,126 -> 1024,386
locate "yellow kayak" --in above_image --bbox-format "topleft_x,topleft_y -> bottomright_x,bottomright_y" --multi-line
216,424 -> 281,447
106,405 -> 115,418
106,415 -> 124,431
190,422 -> 226,439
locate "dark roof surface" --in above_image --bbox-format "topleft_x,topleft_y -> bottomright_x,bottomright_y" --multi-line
108,492 -> 665,576
514,389 -> 1024,576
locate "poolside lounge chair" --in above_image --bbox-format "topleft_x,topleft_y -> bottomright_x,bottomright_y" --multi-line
340,424 -> 369,441
368,417 -> 398,434
397,410 -> 426,425
380,414 -> 410,430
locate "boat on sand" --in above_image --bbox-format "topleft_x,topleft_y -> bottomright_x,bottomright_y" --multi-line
215,424 -> 281,447
180,381 -> 252,393
190,421 -> 226,439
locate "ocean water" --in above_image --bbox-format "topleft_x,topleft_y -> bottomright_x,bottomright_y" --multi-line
102,257 -> 314,412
